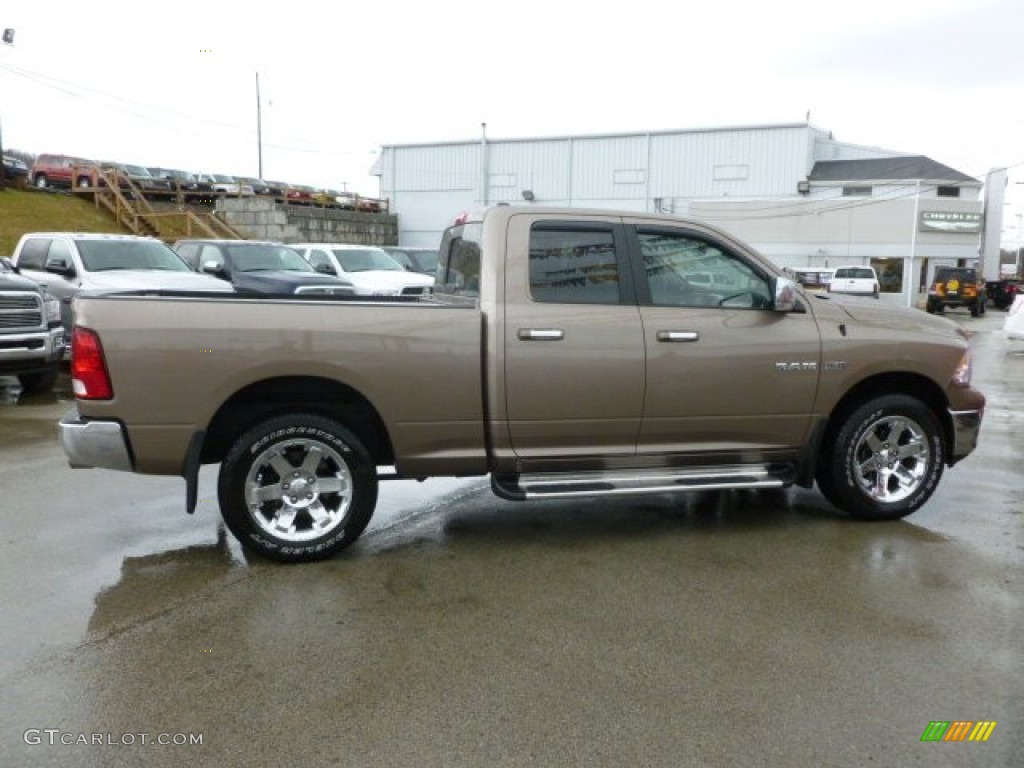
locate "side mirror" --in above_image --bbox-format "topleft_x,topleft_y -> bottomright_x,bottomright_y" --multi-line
0,256 -> 18,273
45,258 -> 76,278
202,260 -> 227,277
314,263 -> 336,275
772,276 -> 799,313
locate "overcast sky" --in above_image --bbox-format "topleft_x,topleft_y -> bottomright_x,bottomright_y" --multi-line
3,0 -> 1024,245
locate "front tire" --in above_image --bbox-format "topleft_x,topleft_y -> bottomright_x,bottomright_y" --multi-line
218,414 -> 378,562
816,395 -> 944,520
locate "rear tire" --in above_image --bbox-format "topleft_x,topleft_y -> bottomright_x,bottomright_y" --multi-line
218,414 -> 378,563
816,395 -> 944,520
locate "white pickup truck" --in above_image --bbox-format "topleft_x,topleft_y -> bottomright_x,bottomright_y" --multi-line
11,232 -> 230,331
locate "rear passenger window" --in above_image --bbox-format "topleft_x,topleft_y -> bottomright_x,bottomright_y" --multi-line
529,224 -> 620,304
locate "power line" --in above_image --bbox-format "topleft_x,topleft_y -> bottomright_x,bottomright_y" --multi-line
0,61 -> 373,157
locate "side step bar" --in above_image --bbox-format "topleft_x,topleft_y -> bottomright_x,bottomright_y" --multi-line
491,465 -> 793,501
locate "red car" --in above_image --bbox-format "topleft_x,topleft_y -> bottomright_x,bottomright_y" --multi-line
284,184 -> 315,205
30,154 -> 100,189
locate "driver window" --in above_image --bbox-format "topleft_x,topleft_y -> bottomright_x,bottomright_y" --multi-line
638,230 -> 770,309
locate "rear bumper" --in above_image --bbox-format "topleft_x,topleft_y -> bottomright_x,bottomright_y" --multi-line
59,409 -> 133,471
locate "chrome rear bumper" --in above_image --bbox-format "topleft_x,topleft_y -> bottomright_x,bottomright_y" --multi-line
59,410 -> 132,471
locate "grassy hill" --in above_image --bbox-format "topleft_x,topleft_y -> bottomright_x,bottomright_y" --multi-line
0,187 -> 129,256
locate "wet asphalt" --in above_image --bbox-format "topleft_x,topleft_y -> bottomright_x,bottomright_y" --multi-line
0,310 -> 1020,767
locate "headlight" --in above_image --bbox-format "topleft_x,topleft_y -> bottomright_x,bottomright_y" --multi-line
952,349 -> 972,386
43,292 -> 61,323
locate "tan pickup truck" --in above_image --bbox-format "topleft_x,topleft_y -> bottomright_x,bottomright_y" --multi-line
60,206 -> 985,562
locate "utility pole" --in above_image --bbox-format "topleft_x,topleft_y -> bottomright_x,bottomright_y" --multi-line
256,71 -> 263,180
0,28 -> 14,192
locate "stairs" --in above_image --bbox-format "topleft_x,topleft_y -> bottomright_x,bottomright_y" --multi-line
76,173 -> 245,242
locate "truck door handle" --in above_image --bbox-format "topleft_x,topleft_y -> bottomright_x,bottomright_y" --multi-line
656,330 -> 699,342
518,328 -> 564,341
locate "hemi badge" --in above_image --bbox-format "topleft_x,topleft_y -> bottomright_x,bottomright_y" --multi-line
824,361 -> 848,371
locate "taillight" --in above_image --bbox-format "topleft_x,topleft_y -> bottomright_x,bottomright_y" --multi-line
71,327 -> 113,400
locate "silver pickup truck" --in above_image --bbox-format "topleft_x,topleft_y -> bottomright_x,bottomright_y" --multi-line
60,206 -> 985,562
0,257 -> 65,393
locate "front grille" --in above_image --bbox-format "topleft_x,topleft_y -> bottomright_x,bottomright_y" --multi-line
0,292 -> 44,331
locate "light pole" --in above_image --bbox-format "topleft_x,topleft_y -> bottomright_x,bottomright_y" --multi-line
0,27 -> 14,192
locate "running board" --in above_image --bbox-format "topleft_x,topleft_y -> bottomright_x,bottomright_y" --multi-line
491,465 -> 792,501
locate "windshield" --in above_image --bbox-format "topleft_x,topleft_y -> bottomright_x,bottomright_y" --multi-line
213,175 -> 236,183
77,240 -> 193,272
226,244 -> 312,272
124,165 -> 153,177
936,268 -> 977,282
331,248 -> 404,272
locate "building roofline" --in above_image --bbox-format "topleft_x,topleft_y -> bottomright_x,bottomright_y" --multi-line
378,121 -> 826,151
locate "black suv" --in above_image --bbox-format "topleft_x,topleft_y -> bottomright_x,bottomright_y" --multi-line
172,239 -> 355,296
926,267 -> 986,316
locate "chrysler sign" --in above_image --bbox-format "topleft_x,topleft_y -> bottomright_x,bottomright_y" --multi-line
920,211 -> 982,234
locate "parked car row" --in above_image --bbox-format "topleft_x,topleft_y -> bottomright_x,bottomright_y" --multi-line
172,240 -> 356,296
26,153 -> 388,211
7,233 -> 437,343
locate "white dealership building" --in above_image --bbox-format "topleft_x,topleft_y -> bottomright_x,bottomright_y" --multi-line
373,122 -> 1000,304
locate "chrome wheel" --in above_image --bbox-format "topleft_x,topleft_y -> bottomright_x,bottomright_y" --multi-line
851,415 -> 930,504
245,437 -> 353,543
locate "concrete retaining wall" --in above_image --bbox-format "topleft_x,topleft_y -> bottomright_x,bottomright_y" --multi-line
217,197 -> 398,244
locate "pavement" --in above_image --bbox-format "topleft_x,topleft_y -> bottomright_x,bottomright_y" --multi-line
0,309 -> 1020,767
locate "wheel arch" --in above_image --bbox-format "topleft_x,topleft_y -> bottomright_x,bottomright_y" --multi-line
819,372 -> 952,462
200,375 -> 395,467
